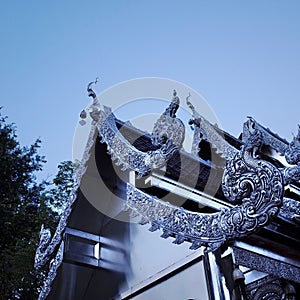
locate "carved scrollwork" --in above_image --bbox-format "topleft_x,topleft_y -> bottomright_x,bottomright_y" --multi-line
94,89 -> 185,177
96,110 -> 179,177
220,138 -> 284,234
127,184 -> 225,251
241,119 -> 300,188
127,148 -> 283,252
188,100 -> 300,222
126,119 -> 284,251
283,166 -> 300,186
35,84 -> 186,268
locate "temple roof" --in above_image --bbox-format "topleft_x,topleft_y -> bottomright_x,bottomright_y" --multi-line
34,87 -> 300,299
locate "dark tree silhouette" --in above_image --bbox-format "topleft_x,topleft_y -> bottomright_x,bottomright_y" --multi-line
0,111 -> 74,299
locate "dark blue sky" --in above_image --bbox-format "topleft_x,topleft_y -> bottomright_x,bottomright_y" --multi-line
1,1 -> 299,179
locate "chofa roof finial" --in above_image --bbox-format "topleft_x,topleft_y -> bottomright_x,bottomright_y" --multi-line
80,78 -> 100,125
87,77 -> 99,99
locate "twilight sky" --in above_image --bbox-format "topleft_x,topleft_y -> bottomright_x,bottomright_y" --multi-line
1,1 -> 299,180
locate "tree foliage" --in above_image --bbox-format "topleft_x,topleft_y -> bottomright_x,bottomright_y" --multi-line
0,111 -> 74,299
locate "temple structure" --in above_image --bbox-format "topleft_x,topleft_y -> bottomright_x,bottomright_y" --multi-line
35,81 -> 300,299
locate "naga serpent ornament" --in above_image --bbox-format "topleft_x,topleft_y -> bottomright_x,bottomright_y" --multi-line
127,143 -> 283,251
126,106 -> 284,251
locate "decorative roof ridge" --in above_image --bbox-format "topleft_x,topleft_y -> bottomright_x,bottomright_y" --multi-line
126,144 -> 284,251
34,122 -> 98,269
246,116 -> 289,145
34,80 -> 103,269
34,81 -> 186,269
35,80 -> 300,300
37,242 -> 64,300
186,96 -> 238,160
91,87 -> 185,178
242,117 -> 289,156
35,81 -> 300,269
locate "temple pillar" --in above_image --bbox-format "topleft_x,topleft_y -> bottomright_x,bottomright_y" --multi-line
203,246 -> 246,300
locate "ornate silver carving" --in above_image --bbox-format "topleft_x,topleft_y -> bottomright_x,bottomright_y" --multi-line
187,102 -> 300,188
35,115 -> 98,269
222,124 -> 283,207
186,97 -> 237,159
279,198 -> 300,222
283,125 -> 300,186
283,166 -> 300,186
151,90 -> 185,149
96,110 -> 178,177
285,125 -> 300,164
127,184 -> 223,250
127,163 -> 283,252
36,82 -> 300,298
35,84 -> 184,269
95,90 -> 185,177
242,118 -> 300,187
126,121 -> 284,251
241,118 -> 300,187
233,247 -> 300,284
38,242 -> 64,300
35,84 -> 186,268
245,275 -> 296,300
242,119 -> 300,220
242,117 -> 289,156
187,101 -> 299,221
